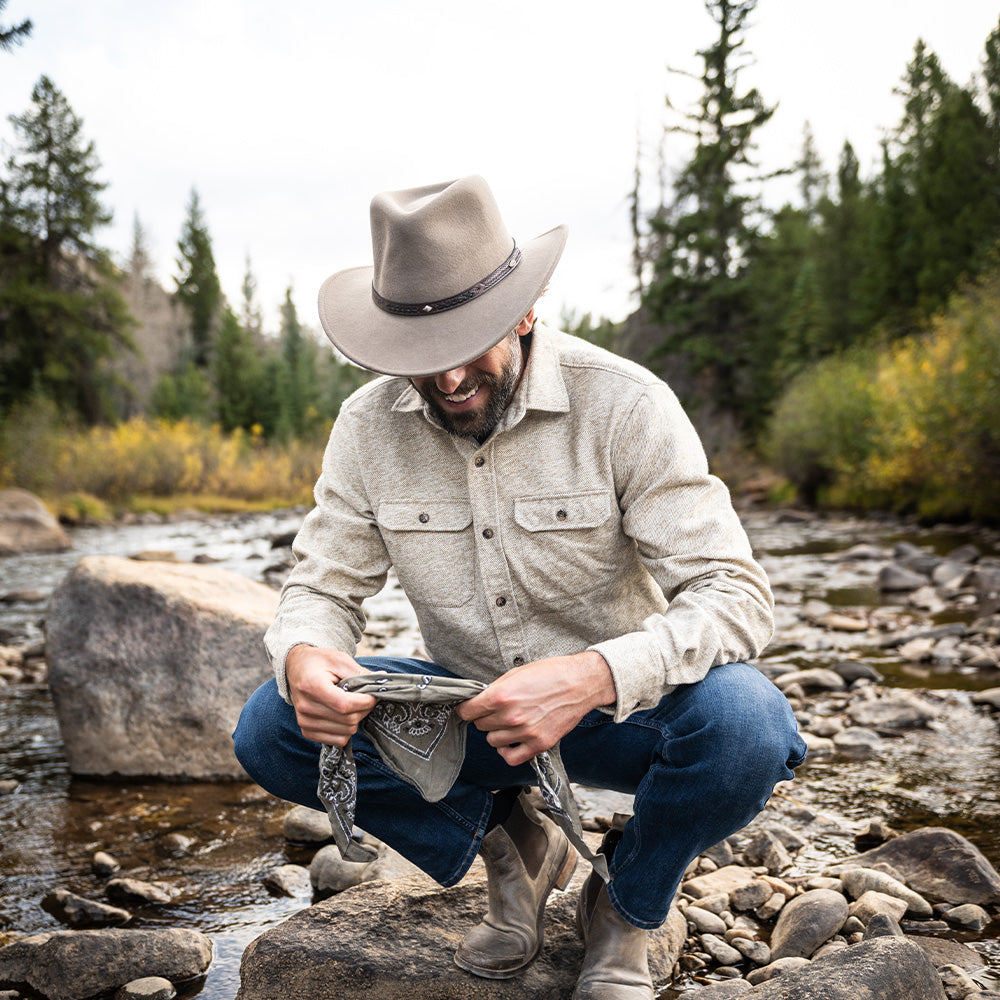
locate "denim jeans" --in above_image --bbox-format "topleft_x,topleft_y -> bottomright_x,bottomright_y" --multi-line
234,658 -> 807,929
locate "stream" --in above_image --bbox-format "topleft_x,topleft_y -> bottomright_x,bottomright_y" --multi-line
1,505 -> 998,998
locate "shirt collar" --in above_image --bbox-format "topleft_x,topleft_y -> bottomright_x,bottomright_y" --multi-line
390,323 -> 570,424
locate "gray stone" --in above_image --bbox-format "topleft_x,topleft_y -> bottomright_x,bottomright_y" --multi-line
742,831 -> 791,874
879,565 -> 929,592
937,964 -> 982,1000
700,933 -> 743,966
309,845 -> 373,895
862,912 -> 904,938
282,805 -> 334,843
106,878 -> 175,906
235,871 -> 686,999
732,936 -> 770,965
683,865 -> 755,900
0,928 -> 211,1000
769,888 -> 849,960
46,555 -> 277,779
850,827 -> 1000,906
679,980 -> 752,998
773,669 -> 846,693
972,687 -> 1000,711
0,488 -> 72,556
750,935 -> 946,999
905,935 -> 985,972
848,890 -> 908,924
93,851 -> 121,876
942,902 -> 991,931
263,864 -> 312,898
115,977 -> 177,1000
839,867 -> 933,917
846,694 -> 939,729
746,956 -> 811,985
42,889 -> 131,928
730,880 -> 773,912
686,905 -> 728,935
832,728 -> 881,756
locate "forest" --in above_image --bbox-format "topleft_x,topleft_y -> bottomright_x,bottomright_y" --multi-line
1,0 -> 999,522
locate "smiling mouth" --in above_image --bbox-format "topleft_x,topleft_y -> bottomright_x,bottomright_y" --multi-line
443,386 -> 480,404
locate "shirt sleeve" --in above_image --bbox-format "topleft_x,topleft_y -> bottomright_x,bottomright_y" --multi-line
263,409 -> 391,702
588,384 -> 774,722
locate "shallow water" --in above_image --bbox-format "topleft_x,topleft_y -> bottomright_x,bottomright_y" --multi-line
1,507 -> 999,998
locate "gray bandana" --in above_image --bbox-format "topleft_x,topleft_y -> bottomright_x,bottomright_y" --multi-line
317,673 -> 608,880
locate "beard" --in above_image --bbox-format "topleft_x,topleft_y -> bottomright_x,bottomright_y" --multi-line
413,333 -> 523,443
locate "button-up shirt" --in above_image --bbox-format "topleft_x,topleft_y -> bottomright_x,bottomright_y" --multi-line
264,324 -> 773,723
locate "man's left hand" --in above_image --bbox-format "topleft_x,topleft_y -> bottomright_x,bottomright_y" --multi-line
456,650 -> 616,767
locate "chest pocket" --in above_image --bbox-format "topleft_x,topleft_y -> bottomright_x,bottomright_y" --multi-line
511,491 -> 623,606
376,500 -> 474,608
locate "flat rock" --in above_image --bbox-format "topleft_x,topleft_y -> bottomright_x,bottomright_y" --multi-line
850,828 -> 1000,906
682,865 -> 756,900
0,928 -> 212,1000
236,871 -> 686,1000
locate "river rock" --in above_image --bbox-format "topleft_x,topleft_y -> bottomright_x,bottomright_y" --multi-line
283,805 -> 334,843
773,669 -> 846,693
236,871 -> 686,1000
309,845 -> 373,895
839,867 -> 933,916
750,934 -> 947,999
106,878 -> 176,906
0,489 -> 72,556
683,865 -> 756,899
41,889 -> 131,928
878,565 -> 929,592
942,903 -> 991,932
46,555 -> 277,779
263,864 -> 312,898
849,827 -> 1000,906
769,888 -> 849,960
972,687 -> 1000,711
846,693 -> 939,729
848,889 -> 908,924
686,905 -> 728,935
681,979 -> 752,997
115,977 -> 176,1000
0,928 -> 212,1000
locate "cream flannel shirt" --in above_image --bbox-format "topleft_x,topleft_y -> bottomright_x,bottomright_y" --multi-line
264,324 -> 773,723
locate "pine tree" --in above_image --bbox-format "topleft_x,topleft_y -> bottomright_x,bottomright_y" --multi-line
275,287 -> 321,439
174,189 -> 221,368
0,76 -> 133,423
642,0 -> 774,417
213,306 -> 265,432
0,0 -> 31,52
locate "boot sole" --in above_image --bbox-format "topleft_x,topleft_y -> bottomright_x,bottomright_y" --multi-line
454,841 -> 578,979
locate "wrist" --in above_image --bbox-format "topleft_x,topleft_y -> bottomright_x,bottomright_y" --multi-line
577,649 -> 616,709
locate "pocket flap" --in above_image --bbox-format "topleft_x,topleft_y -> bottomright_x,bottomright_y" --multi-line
377,500 -> 473,532
513,492 -> 612,532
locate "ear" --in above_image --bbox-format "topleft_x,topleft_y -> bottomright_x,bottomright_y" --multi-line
515,307 -> 535,337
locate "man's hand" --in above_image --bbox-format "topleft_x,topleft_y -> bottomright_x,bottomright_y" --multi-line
285,644 -> 377,746
456,650 -> 616,767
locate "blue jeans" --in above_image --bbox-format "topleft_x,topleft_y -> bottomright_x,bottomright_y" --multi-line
234,658 -> 806,929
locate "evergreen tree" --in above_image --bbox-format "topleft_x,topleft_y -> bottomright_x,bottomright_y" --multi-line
213,305 -> 265,432
642,0 -> 774,418
0,76 -> 133,423
174,189 -> 221,368
0,0 -> 30,52
275,287 -> 321,439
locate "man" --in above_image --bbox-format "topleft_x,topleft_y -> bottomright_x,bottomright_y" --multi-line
234,175 -> 806,999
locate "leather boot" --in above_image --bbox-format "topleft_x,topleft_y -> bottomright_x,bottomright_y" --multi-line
454,791 -> 577,979
572,831 -> 653,999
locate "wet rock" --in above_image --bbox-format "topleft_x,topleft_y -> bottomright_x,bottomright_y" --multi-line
0,780 -> 19,796
282,805 -> 334,843
839,867 -> 933,916
846,693 -> 939,729
46,556 -> 277,779
0,489 -> 72,557
42,889 -> 131,928
0,928 -> 211,1000
159,832 -> 196,857
106,878 -> 175,906
850,827 -> 1000,906
941,903 -> 991,932
309,845 -> 373,895
769,888 -> 849,960
879,565 -> 929,592
236,871 -> 686,1000
750,935 -> 947,999
263,865 -> 312,898
93,851 -> 120,877
115,976 -> 176,1000
854,819 -> 898,850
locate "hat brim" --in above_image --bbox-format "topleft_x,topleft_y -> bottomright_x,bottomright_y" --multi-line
317,224 -> 568,377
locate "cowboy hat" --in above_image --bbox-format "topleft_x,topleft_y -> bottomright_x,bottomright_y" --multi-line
317,175 -> 567,377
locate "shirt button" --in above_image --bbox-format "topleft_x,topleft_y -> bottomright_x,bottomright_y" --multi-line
556,509 -> 568,521
513,655 -> 525,666
474,457 -> 485,467
418,512 -> 430,523
482,528 -> 494,539
495,596 -> 507,607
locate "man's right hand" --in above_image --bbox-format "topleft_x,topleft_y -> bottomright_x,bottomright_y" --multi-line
285,644 -> 377,746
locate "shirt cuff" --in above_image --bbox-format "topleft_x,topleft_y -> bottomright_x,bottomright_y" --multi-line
588,632 -> 674,723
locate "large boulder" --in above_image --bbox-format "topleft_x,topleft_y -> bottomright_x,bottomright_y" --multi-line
849,827 -> 1000,906
749,935 -> 946,999
46,555 -> 277,779
0,488 -> 72,556
236,870 -> 686,1000
0,927 -> 212,1000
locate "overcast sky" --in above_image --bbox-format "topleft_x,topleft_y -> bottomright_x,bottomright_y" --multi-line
2,0 -> 998,336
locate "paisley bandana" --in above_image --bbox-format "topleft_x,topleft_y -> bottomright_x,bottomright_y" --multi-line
316,673 -> 608,880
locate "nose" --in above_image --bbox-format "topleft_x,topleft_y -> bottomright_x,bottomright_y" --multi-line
435,367 -> 467,394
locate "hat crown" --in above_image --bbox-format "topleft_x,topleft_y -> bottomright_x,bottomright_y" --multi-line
370,175 -> 514,304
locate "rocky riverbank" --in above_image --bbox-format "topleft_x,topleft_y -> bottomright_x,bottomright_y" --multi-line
0,502 -> 998,998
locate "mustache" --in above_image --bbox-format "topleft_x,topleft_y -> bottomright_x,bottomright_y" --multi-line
435,372 -> 501,397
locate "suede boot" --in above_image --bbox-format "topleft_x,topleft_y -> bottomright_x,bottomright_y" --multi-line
573,817 -> 653,1000
454,791 -> 577,979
